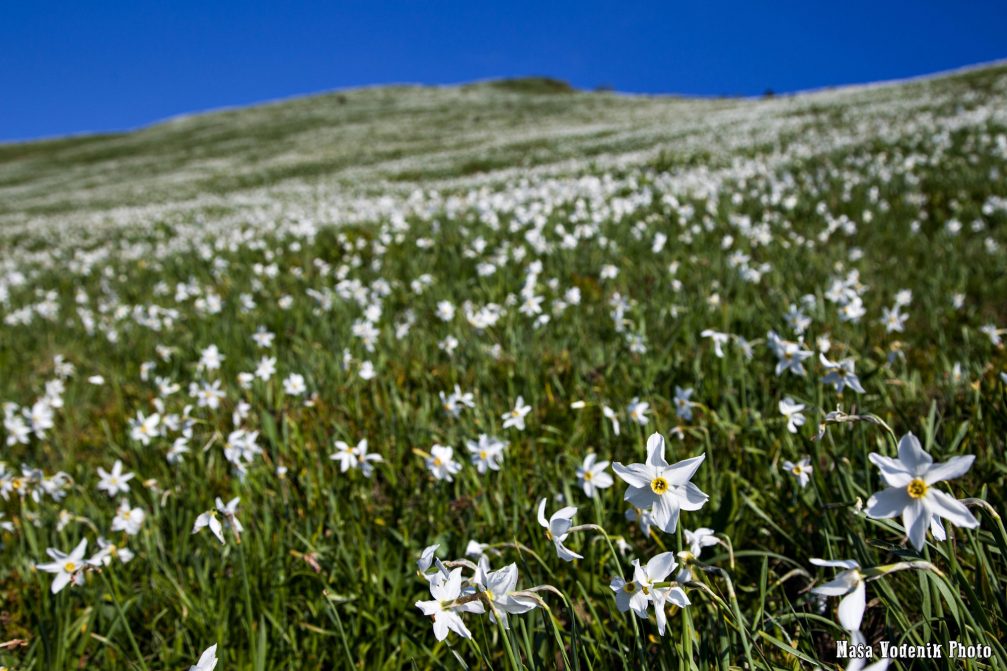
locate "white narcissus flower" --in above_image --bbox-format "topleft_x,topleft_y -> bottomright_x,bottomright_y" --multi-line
673,386 -> 694,421
627,398 -> 650,426
576,453 -> 614,498
466,434 -> 507,474
189,644 -> 218,671
602,405 -> 621,436
502,396 -> 532,431
111,499 -> 145,536
612,433 -> 708,535
36,538 -> 89,594
683,527 -> 718,558
778,397 -> 806,433
865,432 -> 978,550
536,498 -> 583,561
610,552 -> 690,635
473,559 -> 538,628
415,567 -> 481,641
820,354 -> 866,394
700,329 -> 730,358
426,444 -> 462,482
810,558 -> 865,632
96,460 -> 134,497
782,457 -> 813,488
193,497 -> 243,544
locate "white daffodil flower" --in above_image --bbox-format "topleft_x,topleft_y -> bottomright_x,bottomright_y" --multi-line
612,433 -> 708,535
536,498 -> 582,561
810,558 -> 865,632
782,457 -> 813,488
865,432 -> 978,550
577,453 -> 614,498
683,527 -> 718,558
473,559 -> 537,628
415,567 -> 480,641
36,538 -> 89,594
778,397 -> 806,433
611,552 -> 690,635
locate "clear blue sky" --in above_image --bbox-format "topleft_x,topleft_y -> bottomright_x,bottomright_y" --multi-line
2,1 -> 1005,141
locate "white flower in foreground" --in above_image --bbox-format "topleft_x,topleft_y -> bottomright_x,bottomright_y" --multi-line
189,644 -> 218,671
426,445 -> 462,482
473,559 -> 538,628
810,558 -> 865,632
193,497 -> 243,544
782,457 -> 813,488
502,396 -> 532,430
778,397 -> 806,433
415,567 -> 480,641
610,552 -> 690,635
36,538 -> 89,594
97,460 -> 134,497
536,498 -> 582,561
865,432 -> 978,551
576,453 -> 614,498
683,527 -> 718,558
612,433 -> 708,534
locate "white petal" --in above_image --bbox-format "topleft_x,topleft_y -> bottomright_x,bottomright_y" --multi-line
612,462 -> 651,488
663,453 -> 706,486
837,581 -> 866,632
865,487 -> 909,519
925,489 -> 978,529
645,433 -> 668,468
897,432 -> 932,474
923,455 -> 974,485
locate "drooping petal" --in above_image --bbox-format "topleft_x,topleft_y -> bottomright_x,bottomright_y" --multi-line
925,489 -> 979,529
837,580 -> 866,632
651,492 -> 681,534
810,558 -> 859,570
902,499 -> 930,551
536,498 -> 548,528
51,570 -> 73,594
811,572 -> 859,597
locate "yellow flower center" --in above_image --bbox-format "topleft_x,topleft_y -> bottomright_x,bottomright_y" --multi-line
64,561 -> 77,573
479,450 -> 487,460
906,478 -> 928,499
433,457 -> 443,467
791,465 -> 803,475
650,477 -> 669,495
642,585 -> 650,595
584,471 -> 593,481
623,582 -> 636,593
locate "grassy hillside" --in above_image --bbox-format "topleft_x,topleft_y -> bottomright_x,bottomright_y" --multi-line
1,66 -> 1006,670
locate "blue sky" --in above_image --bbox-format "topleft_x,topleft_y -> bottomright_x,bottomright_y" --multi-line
2,1 -> 1005,141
